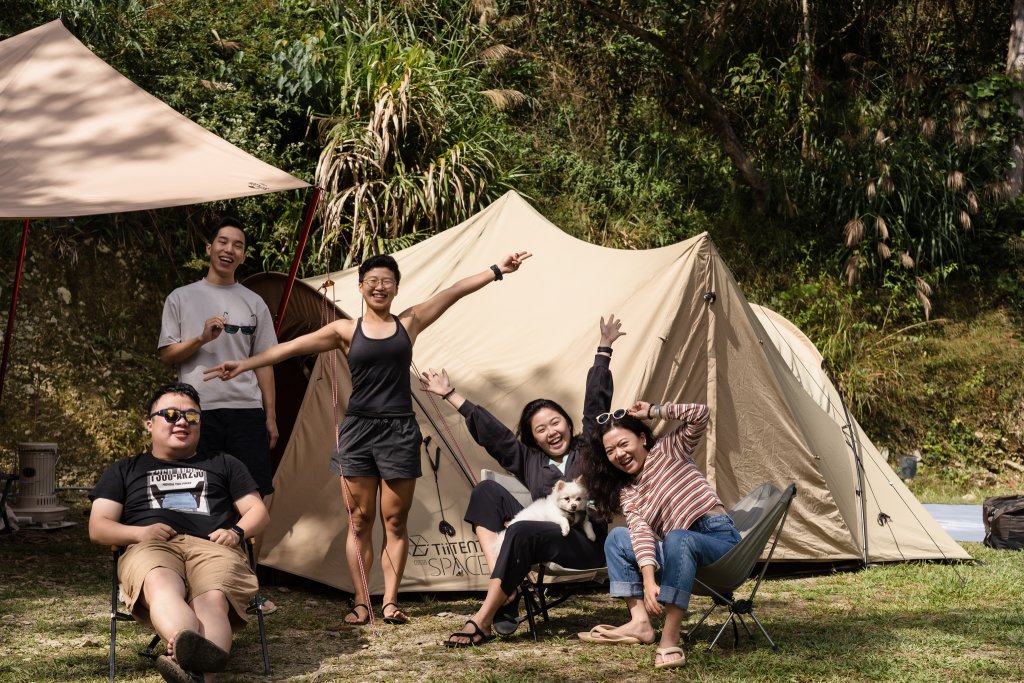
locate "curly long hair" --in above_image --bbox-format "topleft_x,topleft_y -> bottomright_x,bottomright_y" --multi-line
579,414 -> 655,522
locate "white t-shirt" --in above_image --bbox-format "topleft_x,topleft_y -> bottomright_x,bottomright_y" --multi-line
158,279 -> 277,410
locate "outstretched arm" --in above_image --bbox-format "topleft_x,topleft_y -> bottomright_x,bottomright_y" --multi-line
204,319 -> 350,381
401,252 -> 531,341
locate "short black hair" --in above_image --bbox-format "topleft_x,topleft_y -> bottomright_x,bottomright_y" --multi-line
206,216 -> 247,247
147,383 -> 201,414
358,254 -> 401,284
515,398 -> 576,449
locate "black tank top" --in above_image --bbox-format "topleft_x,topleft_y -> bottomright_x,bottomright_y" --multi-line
345,317 -> 414,418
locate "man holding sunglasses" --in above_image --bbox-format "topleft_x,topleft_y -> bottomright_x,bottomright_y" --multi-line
89,382 -> 269,683
158,217 -> 278,499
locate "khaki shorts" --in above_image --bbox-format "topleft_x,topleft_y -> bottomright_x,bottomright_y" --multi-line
118,535 -> 257,630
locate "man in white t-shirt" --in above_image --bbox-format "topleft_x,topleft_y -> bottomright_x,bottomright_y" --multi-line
158,217 -> 278,497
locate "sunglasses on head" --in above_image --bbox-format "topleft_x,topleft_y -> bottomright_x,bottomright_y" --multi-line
596,408 -> 628,425
149,408 -> 201,425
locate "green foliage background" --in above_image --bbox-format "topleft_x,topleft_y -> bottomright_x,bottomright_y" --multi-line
1,0 -> 1023,492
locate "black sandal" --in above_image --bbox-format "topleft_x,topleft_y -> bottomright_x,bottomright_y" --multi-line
343,603 -> 370,626
444,619 -> 494,648
381,601 -> 410,625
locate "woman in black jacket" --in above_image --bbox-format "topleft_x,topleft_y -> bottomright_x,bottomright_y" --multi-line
420,315 -> 624,647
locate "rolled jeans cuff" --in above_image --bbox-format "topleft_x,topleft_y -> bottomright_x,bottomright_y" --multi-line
657,585 -> 691,611
609,580 -> 645,599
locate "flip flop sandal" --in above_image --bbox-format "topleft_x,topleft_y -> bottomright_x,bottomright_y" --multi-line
443,619 -> 495,648
154,655 -> 202,683
173,629 -> 229,673
577,627 -> 642,644
342,603 -> 371,626
654,646 -> 687,669
381,602 -> 410,625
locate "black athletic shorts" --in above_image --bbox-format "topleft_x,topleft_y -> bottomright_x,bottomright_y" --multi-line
329,414 -> 422,480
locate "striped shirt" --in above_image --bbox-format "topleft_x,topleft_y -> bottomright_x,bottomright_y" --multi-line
619,403 -> 720,569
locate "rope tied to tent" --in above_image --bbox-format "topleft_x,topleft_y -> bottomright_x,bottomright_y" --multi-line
319,279 -> 377,630
410,359 -> 478,489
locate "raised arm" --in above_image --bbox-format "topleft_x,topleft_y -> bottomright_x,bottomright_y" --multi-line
204,319 -> 351,381
419,367 -> 534,478
580,314 -> 626,435
629,401 -> 710,462
401,252 -> 531,341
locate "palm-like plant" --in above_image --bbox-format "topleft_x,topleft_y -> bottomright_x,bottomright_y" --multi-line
277,1 -> 523,268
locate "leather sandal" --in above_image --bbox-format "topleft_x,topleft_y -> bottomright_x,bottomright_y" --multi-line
381,601 -> 410,624
444,619 -> 494,648
343,602 -> 370,626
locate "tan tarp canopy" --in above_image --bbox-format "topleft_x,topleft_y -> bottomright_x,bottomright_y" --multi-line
253,191 -> 969,594
0,20 -> 308,219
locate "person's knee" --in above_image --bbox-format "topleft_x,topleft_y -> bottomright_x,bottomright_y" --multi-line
605,526 -> 631,555
348,508 -> 375,536
141,567 -> 186,603
192,588 -> 230,613
380,509 -> 410,537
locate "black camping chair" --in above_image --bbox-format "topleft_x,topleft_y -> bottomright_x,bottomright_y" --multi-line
108,540 -> 271,680
684,482 -> 797,653
481,469 -> 608,641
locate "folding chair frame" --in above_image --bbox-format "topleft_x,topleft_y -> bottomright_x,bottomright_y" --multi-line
479,468 -> 608,641
108,541 -> 271,680
684,486 -> 795,653
518,564 -> 607,641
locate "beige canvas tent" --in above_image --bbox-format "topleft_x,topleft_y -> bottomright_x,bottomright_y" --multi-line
252,191 -> 969,594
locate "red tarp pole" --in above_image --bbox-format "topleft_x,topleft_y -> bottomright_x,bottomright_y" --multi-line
0,219 -> 31,406
275,186 -> 322,334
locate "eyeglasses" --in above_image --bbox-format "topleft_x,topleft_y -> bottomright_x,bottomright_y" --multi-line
361,277 -> 396,289
596,408 -> 628,425
149,408 -> 202,425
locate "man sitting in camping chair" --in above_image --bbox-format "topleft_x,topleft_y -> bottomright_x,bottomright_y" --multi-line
89,382 -> 269,683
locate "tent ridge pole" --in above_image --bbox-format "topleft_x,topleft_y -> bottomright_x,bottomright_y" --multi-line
0,219 -> 31,406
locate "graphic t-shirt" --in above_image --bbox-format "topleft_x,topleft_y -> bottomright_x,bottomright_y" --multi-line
90,450 -> 258,539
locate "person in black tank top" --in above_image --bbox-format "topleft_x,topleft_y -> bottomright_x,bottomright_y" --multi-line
205,251 -> 532,627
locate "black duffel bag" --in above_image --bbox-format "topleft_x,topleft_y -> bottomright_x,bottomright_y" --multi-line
983,495 -> 1024,550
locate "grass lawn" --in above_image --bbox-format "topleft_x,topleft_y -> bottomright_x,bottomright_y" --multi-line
1,504 -> 1022,683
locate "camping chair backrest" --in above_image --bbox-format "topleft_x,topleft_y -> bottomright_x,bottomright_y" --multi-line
480,469 -> 532,507
693,482 -> 797,599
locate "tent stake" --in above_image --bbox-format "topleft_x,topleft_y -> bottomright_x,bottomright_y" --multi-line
0,219 -> 31,406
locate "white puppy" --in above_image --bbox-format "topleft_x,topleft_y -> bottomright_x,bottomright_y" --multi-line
494,478 -> 596,556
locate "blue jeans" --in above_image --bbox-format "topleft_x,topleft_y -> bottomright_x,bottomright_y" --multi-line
605,514 -> 741,610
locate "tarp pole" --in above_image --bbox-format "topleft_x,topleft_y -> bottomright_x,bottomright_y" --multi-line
275,186 -> 322,334
0,219 -> 31,406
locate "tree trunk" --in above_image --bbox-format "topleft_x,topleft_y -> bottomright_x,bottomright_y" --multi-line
1007,0 -> 1024,199
577,0 -> 770,213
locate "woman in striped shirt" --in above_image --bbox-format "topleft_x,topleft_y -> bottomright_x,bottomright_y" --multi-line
579,402 -> 740,669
